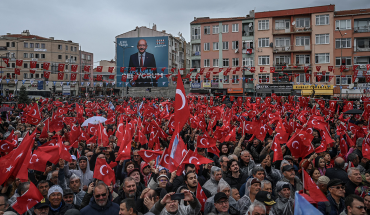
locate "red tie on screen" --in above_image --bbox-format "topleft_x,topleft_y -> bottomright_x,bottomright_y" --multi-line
140,55 -> 143,67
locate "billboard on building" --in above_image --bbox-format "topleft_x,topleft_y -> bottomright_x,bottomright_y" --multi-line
116,36 -> 168,87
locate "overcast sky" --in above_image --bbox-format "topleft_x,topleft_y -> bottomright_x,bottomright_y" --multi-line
1,0 -> 369,66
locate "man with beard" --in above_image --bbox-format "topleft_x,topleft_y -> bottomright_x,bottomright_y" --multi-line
37,180 -> 50,199
203,167 -> 222,195
277,165 -> 302,199
183,172 -> 211,197
224,159 -> 248,190
238,178 -> 261,215
114,177 -> 139,204
69,156 -> 78,170
64,156 -> 93,192
67,174 -> 86,208
80,181 -> 119,215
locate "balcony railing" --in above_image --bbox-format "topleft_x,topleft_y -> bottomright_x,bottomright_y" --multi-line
242,48 -> 254,54
192,51 -> 201,56
273,64 -> 311,70
272,26 -> 312,35
354,26 -> 370,33
273,45 -> 311,53
355,46 -> 370,52
242,31 -> 254,36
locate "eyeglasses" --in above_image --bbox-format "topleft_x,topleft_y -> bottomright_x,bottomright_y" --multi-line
355,206 -> 365,210
216,200 -> 228,205
133,155 -> 140,157
333,186 -> 345,190
95,193 -> 107,198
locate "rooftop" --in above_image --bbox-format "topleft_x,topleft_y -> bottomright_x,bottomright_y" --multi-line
1,34 -> 49,40
255,4 -> 335,19
191,16 -> 248,25
335,8 -> 370,16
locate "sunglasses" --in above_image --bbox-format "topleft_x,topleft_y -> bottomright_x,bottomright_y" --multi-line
355,206 -> 365,210
333,186 -> 345,190
95,193 -> 107,198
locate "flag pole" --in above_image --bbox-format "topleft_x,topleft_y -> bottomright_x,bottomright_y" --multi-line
176,149 -> 190,172
302,167 -> 305,193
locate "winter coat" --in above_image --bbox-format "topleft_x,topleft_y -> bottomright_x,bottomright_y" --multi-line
80,193 -> 119,215
224,171 -> 248,190
345,180 -> 363,197
270,193 -> 294,215
204,196 -> 239,215
318,194 -> 345,215
237,195 -> 251,215
202,178 -> 219,196
239,160 -> 256,177
113,189 -> 140,205
73,190 -> 86,207
64,156 -> 94,189
149,196 -> 201,215
278,176 -> 303,199
48,200 -> 75,215
325,167 -> 349,184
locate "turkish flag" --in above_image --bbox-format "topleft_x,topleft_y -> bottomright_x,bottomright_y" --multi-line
97,123 -> 109,147
0,137 -> 16,153
16,59 -> 23,67
69,125 -> 81,144
93,158 -> 116,186
362,136 -> 370,160
208,146 -> 220,157
116,123 -> 132,161
225,127 -> 236,142
43,71 -> 50,79
96,75 -> 102,81
120,67 -> 125,73
28,149 -> 52,172
29,69 -> 36,74
84,74 -> 89,80
159,148 -> 178,172
71,64 -> 78,72
197,135 -> 216,148
29,61 -> 36,69
57,135 -> 72,162
174,72 -> 190,129
271,140 -> 283,162
58,63 -> 65,71
14,68 -> 20,75
105,117 -> 115,125
39,118 -> 49,139
58,72 -> 64,80
286,134 -> 314,158
12,182 -> 44,215
84,65 -> 90,72
109,75 -> 114,79
49,118 -> 64,133
87,123 -> 99,136
135,129 -> 148,145
43,62 -> 50,70
196,183 -> 208,212
137,150 -> 162,163
303,170 -> 328,202
121,75 -> 127,82
71,73 -> 76,81
96,66 -> 103,72
182,150 -> 213,165
108,67 -> 114,73
316,66 -> 321,71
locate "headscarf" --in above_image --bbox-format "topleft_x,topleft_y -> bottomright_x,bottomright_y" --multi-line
217,178 -> 230,193
140,161 -> 151,187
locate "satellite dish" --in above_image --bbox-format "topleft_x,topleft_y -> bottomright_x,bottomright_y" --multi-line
292,21 -> 296,26
249,23 -> 252,27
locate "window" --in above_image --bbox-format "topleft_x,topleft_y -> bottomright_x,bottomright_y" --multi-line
222,41 -> 229,50
232,41 -> 239,49
315,34 -> 330,44
65,55 -> 68,60
74,57 -> 77,61
11,42 -> 15,47
224,75 -> 229,83
24,42 -> 28,48
36,74 -> 39,78
35,43 -> 39,48
258,20 -> 269,30
316,72 -> 330,82
74,47 -> 77,52
6,42 -> 9,47
336,75 -> 352,85
70,46 -> 73,51
58,45 -> 62,50
30,53 -> 34,58
66,45 -> 68,51
41,54 -> 45,58
296,74 -> 310,83
232,24 -> 239,32
213,59 -> 219,67
204,43 -> 210,51
58,55 -> 62,59
24,63 -> 28,68
275,20 -> 289,30
24,73 -> 28,79
315,53 -> 330,64
41,43 -> 45,49
222,24 -> 229,33
296,55 -> 310,64
192,27 -> 201,40
30,74 -> 34,78
258,38 -> 270,47
335,57 -> 352,66
242,57 -> 254,67
316,14 -> 329,25
87,55 -> 91,60
223,58 -> 229,67
296,18 -> 310,27
11,63 -> 15,68
213,25 -> 219,34
35,54 -> 39,58
213,76 -> 219,83
335,20 -> 351,30
335,38 -> 351,48
204,26 -> 210,35
275,55 -> 290,64
296,36 -> 310,46
41,73 -> 44,78
24,53 -> 28,58
258,56 -> 270,65
259,74 -> 270,83
35,64 -> 39,69
30,43 -> 34,48
232,58 -> 239,67
275,37 -> 290,47
232,75 -> 239,83
213,42 -> 219,50
204,59 -> 210,67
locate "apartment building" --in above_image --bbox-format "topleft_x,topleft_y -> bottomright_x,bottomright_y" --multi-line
80,50 -> 94,95
92,59 -> 116,96
254,5 -> 336,97
0,30 -> 94,96
190,11 -> 255,96
334,9 -> 370,98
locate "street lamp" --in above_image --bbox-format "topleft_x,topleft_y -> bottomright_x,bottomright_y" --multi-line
114,41 -> 134,98
337,27 -> 347,100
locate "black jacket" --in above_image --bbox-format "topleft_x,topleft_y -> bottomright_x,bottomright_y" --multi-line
345,180 -> 363,197
48,200 -> 74,215
325,167 -> 349,184
113,189 -> 140,205
224,171 -> 248,190
80,193 -> 119,215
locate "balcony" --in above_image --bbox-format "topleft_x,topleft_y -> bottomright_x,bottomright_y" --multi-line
192,51 -> 201,56
354,38 -> 370,52
242,31 -> 254,37
273,64 -> 311,71
273,45 -> 311,53
272,26 -> 312,35
242,48 -> 254,54
354,26 -> 370,33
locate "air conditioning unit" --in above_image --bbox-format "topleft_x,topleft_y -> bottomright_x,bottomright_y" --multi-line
235,49 -> 239,53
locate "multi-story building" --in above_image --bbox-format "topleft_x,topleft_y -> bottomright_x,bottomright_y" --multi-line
254,5 -> 336,97
190,11 -> 255,96
92,60 -> 116,96
334,8 -> 370,99
80,50 -> 93,95
0,30 -> 93,96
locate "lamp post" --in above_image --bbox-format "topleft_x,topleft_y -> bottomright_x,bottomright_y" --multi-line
337,27 -> 347,100
114,42 -> 133,98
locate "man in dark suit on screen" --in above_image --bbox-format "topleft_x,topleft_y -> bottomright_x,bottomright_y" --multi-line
128,39 -> 157,87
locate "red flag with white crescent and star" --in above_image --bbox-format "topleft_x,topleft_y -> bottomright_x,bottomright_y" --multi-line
137,150 -> 163,163
174,71 -> 190,130
196,182 -> 208,212
93,158 -> 116,187
12,182 -> 44,215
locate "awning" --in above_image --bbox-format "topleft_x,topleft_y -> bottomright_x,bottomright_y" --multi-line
315,90 -> 333,95
301,90 -> 313,96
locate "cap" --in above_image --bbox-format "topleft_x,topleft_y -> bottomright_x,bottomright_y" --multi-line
214,192 -> 228,203
283,155 -> 293,161
250,178 -> 261,185
34,198 -> 49,209
71,155 -> 77,161
282,165 -> 294,173
327,179 -> 345,189
48,185 -> 63,198
255,191 -> 276,206
63,188 -> 74,196
157,175 -> 169,181
127,168 -> 140,177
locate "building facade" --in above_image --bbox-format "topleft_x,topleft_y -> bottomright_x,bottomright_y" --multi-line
79,50 -> 94,96
92,59 -> 116,96
190,11 -> 255,96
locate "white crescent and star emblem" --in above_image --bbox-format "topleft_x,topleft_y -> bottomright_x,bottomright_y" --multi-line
144,151 -> 153,158
176,89 -> 186,110
164,154 -> 170,164
292,141 -> 299,150
100,165 -> 108,176
189,156 -> 199,164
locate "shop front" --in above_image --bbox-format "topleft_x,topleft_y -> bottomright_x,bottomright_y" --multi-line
293,85 -> 334,98
255,84 -> 293,97
211,88 -> 227,96
227,88 -> 243,95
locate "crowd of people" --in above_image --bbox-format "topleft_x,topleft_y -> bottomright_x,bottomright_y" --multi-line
0,94 -> 369,215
